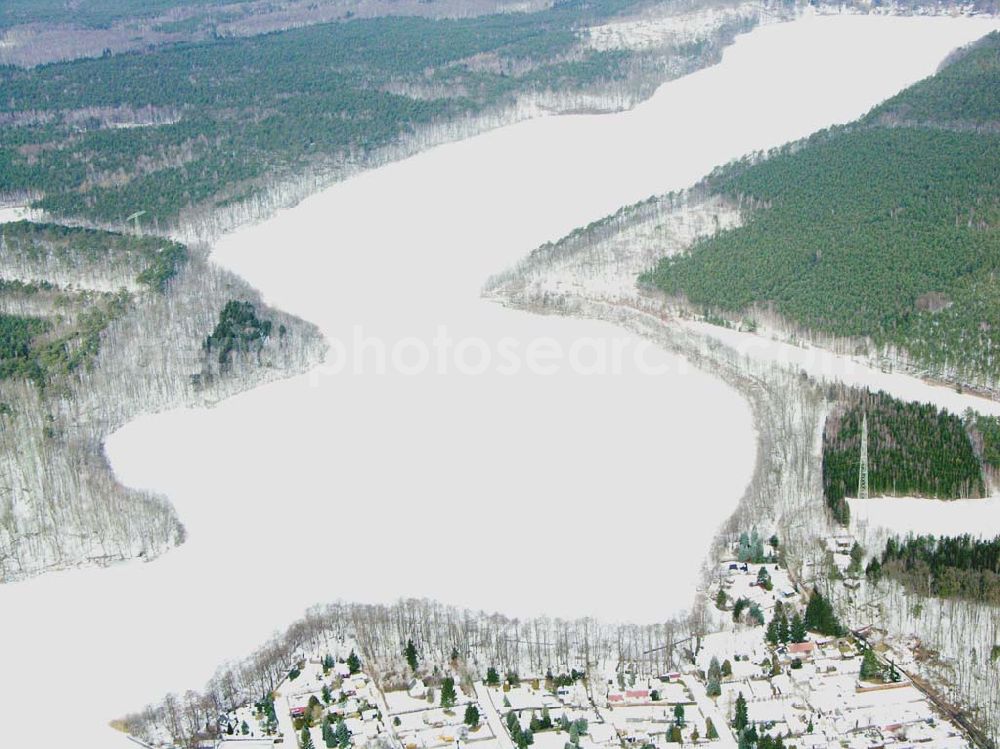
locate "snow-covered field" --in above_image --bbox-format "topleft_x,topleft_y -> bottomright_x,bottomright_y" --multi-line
851,495 -> 1000,539
1,12 -> 999,749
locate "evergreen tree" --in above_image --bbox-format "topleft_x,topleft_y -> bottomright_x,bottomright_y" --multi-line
860,648 -> 881,681
465,704 -> 480,727
706,672 -> 722,697
708,656 -> 721,681
738,532 -> 751,562
750,528 -> 765,563
673,704 -> 685,727
757,566 -> 773,590
405,640 -> 418,672
706,656 -> 722,697
335,719 -> 351,749
715,588 -> 728,610
323,718 -> 336,749
804,588 -> 842,636
486,666 -> 501,686
706,718 -> 719,740
441,677 -> 457,708
733,692 -> 748,731
866,556 -> 883,583
300,726 -> 315,749
721,659 -> 732,677
789,613 -> 807,643
848,542 -> 864,577
347,649 -> 361,675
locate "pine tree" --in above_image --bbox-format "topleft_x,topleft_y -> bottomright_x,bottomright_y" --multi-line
335,719 -> 351,749
778,607 -> 790,643
347,649 -> 361,674
738,532 -> 751,562
441,677 -> 457,708
860,648 -> 881,681
733,692 -> 748,731
465,704 -> 480,727
848,542 -> 864,577
300,726 -> 315,749
486,666 -> 500,686
790,613 -> 807,643
708,656 -> 721,682
721,659 -> 732,677
323,718 -> 336,749
405,640 -> 418,672
766,615 -> 780,645
706,656 -> 722,697
673,704 -> 685,727
804,588 -> 842,636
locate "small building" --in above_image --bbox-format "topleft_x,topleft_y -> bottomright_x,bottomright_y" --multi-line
787,641 -> 816,661
409,679 -> 428,699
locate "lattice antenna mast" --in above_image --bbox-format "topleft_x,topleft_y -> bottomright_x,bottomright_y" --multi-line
126,210 -> 146,237
858,413 -> 869,500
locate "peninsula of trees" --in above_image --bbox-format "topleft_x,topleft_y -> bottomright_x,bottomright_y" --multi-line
642,32 -> 1000,390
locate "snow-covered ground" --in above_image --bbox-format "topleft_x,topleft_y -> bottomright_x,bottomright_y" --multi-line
1,12 -> 998,749
851,495 -> 1000,539
681,321 -> 1000,418
0,205 -> 40,223
584,2 -> 759,51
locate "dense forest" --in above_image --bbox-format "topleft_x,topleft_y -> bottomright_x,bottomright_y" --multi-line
0,0 -> 238,29
822,390 -> 985,524
206,300 -> 275,367
642,32 -> 1000,387
0,0 -> 756,228
966,411 -> 1000,476
867,534 -> 1000,605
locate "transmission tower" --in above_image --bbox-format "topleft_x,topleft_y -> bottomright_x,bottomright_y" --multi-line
125,210 -> 146,237
858,413 -> 869,500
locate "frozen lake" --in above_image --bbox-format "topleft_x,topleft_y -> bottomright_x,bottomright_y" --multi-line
2,12 -> 998,748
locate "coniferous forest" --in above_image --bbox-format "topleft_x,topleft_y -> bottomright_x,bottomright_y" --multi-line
0,0 -> 755,229
643,32 -> 1000,387
868,534 -> 1000,605
822,389 -> 986,524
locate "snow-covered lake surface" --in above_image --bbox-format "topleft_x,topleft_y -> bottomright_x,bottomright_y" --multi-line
3,13 -> 999,748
